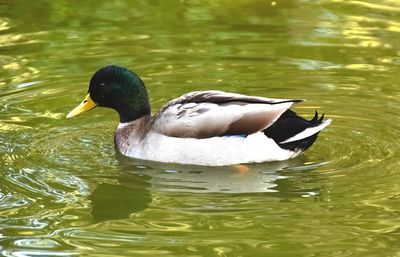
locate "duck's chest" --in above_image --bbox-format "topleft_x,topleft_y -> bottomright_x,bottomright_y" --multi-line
114,120 -> 149,157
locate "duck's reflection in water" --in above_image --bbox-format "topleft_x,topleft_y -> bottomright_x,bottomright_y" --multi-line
89,173 -> 152,222
89,155 -> 325,222
117,155 -> 325,194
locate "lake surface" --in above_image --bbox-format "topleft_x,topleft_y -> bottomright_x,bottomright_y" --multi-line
1,0 -> 400,256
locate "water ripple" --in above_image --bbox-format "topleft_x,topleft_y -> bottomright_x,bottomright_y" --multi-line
0,0 -> 400,256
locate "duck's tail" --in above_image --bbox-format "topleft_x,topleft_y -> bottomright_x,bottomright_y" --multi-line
263,110 -> 332,153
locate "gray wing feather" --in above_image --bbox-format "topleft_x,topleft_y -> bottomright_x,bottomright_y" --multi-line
153,90 -> 302,139
160,90 -> 303,112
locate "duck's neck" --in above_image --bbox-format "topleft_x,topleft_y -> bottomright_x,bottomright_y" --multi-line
117,96 -> 151,123
118,107 -> 150,123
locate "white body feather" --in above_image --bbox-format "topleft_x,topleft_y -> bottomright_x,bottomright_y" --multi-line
116,123 -> 298,166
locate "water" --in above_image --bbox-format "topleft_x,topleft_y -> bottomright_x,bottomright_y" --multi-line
1,0 -> 400,256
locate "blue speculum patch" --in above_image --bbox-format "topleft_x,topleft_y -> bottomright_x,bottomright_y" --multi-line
222,134 -> 248,138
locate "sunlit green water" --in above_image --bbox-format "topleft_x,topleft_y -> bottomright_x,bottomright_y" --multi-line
1,0 -> 400,256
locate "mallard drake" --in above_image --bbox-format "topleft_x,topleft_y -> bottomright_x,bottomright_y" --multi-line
67,65 -> 331,166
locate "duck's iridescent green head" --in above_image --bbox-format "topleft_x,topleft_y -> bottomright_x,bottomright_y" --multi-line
67,65 -> 151,123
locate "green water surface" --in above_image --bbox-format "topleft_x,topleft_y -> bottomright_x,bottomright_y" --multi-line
1,0 -> 400,256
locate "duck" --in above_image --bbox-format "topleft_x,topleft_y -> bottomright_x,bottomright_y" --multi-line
67,65 -> 331,166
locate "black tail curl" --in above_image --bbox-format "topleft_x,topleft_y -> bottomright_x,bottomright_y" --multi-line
263,110 -> 325,152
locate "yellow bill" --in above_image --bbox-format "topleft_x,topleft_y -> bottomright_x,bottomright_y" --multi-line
66,93 -> 97,118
